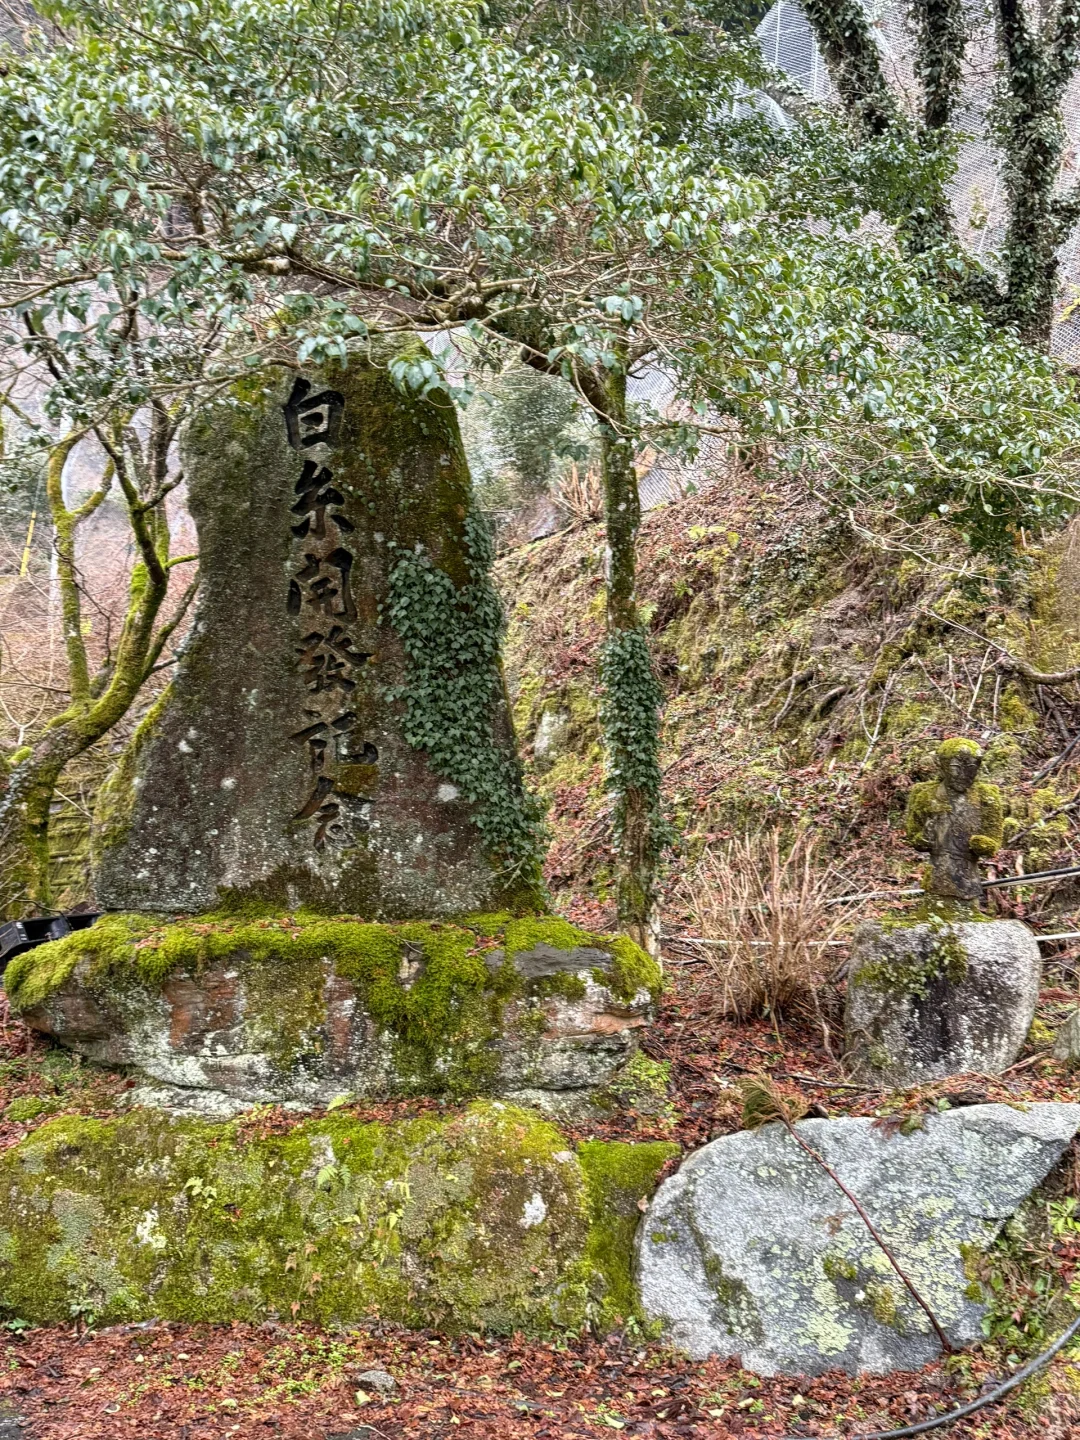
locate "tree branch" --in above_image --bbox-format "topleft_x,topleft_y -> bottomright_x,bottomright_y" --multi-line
801,0 -> 897,137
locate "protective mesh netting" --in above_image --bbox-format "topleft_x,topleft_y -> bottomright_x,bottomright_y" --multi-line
755,0 -> 1080,362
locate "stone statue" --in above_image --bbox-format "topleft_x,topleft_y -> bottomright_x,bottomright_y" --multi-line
845,739 -> 1036,1086
905,738 -> 1004,903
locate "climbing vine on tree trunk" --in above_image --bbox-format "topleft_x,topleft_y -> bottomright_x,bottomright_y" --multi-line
802,0 -> 1080,347
586,363 -> 666,955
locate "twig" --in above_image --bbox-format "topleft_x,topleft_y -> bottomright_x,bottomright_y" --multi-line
663,934 -> 848,947
1032,730 -> 1080,781
826,887 -> 923,906
967,646 -> 993,716
779,1116 -> 954,1355
783,1072 -> 866,1091
860,673 -> 894,771
773,667 -> 814,727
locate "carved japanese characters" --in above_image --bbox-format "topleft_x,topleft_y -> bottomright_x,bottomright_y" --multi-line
280,378 -> 377,852
92,345 -> 533,918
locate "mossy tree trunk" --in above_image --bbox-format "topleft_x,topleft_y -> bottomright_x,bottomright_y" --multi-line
802,0 -> 1080,345
0,406 -> 197,917
995,0 -> 1080,348
581,360 -> 665,955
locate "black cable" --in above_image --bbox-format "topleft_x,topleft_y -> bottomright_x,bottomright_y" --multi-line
782,1310 -> 1080,1440
984,863 -> 1080,889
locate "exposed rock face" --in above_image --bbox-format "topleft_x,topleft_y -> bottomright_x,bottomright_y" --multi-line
636,1102 -> 1080,1376
844,919 -> 1041,1086
6,914 -> 659,1108
0,1103 -> 675,1330
92,345 -> 538,918
1054,1007 -> 1080,1067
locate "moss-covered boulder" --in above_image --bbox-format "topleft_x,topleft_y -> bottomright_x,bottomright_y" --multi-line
5,912 -> 662,1108
844,918 -> 1041,1086
93,342 -> 541,919
0,1101 -> 677,1330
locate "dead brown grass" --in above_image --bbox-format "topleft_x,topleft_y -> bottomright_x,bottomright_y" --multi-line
676,829 -> 856,1025
554,462 -> 603,524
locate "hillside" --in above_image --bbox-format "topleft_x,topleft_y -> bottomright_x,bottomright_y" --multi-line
499,468 -> 1080,940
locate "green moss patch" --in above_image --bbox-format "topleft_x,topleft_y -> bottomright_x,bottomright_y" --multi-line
578,1138 -> 679,1325
852,920 -> 970,998
0,1102 -> 669,1333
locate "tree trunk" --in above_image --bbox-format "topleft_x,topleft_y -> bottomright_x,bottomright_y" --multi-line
995,0 -> 1080,349
589,363 -> 665,955
0,459 -> 194,919
0,743 -> 77,916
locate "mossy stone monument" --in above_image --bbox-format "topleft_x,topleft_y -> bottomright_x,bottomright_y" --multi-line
845,738 -> 1040,1086
93,345 -> 538,918
8,345 -> 661,1112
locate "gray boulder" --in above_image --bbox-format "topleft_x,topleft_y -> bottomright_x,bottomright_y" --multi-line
636,1102 -> 1080,1376
845,919 -> 1041,1086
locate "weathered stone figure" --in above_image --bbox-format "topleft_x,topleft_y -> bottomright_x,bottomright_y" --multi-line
905,738 -> 1004,903
845,737 -> 1038,1086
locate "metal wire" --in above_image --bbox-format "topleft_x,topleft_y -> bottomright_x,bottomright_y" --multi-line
984,863 -> 1080,889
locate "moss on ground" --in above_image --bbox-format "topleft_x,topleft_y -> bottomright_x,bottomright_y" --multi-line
0,1102 -> 670,1333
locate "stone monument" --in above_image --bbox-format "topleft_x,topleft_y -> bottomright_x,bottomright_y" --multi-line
845,739 -> 1040,1086
6,344 -> 660,1111
92,346 -> 538,918
904,737 -> 1004,902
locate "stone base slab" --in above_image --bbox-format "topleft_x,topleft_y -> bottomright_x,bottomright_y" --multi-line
5,914 -> 661,1107
844,918 -> 1040,1087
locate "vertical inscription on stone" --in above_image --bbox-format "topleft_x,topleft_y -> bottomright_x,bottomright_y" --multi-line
282,377 -> 377,850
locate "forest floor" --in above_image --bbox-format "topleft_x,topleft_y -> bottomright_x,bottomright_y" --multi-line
2,953 -> 1080,1440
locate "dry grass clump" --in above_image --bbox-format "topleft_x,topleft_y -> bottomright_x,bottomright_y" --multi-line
676,830 -> 855,1023
554,462 -> 603,524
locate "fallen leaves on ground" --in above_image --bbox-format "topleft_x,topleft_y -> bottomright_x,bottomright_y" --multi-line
2,1319 -> 1079,1440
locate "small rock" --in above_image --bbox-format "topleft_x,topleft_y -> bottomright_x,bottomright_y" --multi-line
0,1420 -> 26,1439
326,1429 -> 377,1440
348,1368 -> 396,1395
636,1101 -> 1080,1376
845,918 -> 1040,1085
1054,1007 -> 1080,1067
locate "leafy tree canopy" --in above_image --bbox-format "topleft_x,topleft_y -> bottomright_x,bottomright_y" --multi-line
0,0 -> 1078,549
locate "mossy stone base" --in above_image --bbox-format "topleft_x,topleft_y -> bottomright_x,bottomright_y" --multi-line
5,913 -> 661,1108
845,919 -> 1041,1086
0,1101 -> 677,1330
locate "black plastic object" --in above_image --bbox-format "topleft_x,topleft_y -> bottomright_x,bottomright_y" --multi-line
0,912 -> 99,970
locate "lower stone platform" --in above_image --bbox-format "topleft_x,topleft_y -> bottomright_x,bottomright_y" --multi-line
4,913 -> 661,1110
0,1102 -> 677,1330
